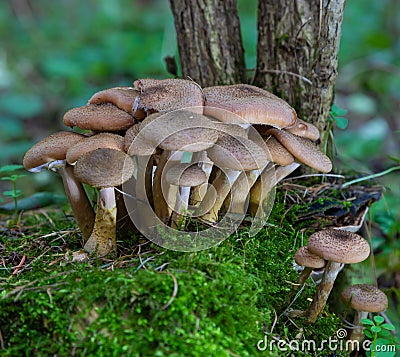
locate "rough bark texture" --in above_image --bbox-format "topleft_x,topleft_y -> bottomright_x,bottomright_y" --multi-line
169,0 -> 246,87
254,0 -> 346,148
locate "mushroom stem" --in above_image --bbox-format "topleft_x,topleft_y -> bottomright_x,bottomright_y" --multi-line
199,169 -> 240,223
153,150 -> 171,224
84,187 -> 117,256
58,165 -> 95,240
305,261 -> 343,323
349,310 -> 368,345
297,267 -> 314,286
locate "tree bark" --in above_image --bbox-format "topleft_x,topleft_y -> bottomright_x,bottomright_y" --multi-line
169,0 -> 246,87
254,0 -> 346,149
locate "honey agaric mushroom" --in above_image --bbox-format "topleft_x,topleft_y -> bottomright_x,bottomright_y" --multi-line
63,103 -> 135,132
266,128 -> 332,173
203,84 -> 297,128
341,284 -> 388,344
132,78 -> 204,118
285,118 -> 320,141
200,134 -> 269,222
23,131 -> 95,240
294,246 -> 326,286
66,133 -> 124,165
74,148 -> 135,256
304,229 -> 371,322
88,86 -> 138,114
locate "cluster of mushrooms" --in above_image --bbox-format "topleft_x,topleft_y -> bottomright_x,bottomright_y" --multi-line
292,228 -> 388,346
23,78 -> 332,256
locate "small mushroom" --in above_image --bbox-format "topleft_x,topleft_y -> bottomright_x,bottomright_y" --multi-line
266,128 -> 332,173
284,118 -> 320,141
74,148 -> 135,256
203,84 -> 297,128
23,131 -> 95,240
304,229 -> 371,322
88,86 -> 138,114
294,246 -> 326,286
63,103 -> 135,132
341,284 -> 388,345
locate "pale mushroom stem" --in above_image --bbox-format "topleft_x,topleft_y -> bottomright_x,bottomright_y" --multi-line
305,261 -> 343,323
349,310 -> 369,345
199,169 -> 241,223
84,187 -> 117,256
58,165 -> 95,241
297,267 -> 314,286
153,150 -> 171,224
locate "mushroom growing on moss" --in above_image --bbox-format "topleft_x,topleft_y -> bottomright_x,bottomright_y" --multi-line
74,148 -> 135,256
304,229 -> 371,322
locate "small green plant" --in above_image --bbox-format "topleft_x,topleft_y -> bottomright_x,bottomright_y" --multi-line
362,315 -> 398,357
330,104 -> 349,130
0,164 -> 26,218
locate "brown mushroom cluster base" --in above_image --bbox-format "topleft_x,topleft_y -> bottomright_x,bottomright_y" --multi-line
23,79 -> 332,256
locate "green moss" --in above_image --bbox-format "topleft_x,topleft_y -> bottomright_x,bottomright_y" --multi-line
0,195 -> 346,356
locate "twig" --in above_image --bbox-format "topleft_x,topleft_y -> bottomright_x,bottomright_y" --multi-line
0,329 -> 4,350
341,166 -> 400,188
161,271 -> 178,310
11,253 -> 26,276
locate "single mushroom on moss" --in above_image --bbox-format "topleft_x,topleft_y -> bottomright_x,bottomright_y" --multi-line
341,284 -> 388,345
73,148 -> 135,256
303,229 -> 371,323
23,131 -> 95,240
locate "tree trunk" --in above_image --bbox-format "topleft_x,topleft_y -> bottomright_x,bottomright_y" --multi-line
169,0 -> 246,87
254,0 -> 346,149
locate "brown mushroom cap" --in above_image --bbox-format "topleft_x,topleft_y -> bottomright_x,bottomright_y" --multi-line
203,84 -> 297,128
207,134 -> 269,171
264,136 -> 295,166
307,229 -> 370,264
74,148 -> 135,188
132,78 -> 204,118
88,86 -> 138,113
285,118 -> 320,141
63,103 -> 135,131
124,123 -> 157,156
266,128 -> 332,172
66,133 -> 124,164
341,284 -> 388,312
165,163 -> 207,187
294,246 -> 326,269
140,110 -> 219,152
23,131 -> 85,170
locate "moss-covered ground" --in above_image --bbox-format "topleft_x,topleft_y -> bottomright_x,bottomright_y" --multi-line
0,182 -> 389,356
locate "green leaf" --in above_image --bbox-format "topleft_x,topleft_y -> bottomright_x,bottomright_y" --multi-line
2,190 -> 23,198
379,329 -> 391,337
362,318 -> 375,326
381,324 -> 395,331
364,330 -> 374,338
0,93 -> 44,118
334,116 -> 349,129
374,316 -> 385,324
0,164 -> 24,174
331,104 -> 348,117
371,325 -> 382,333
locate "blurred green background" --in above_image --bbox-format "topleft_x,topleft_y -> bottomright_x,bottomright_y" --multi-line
0,0 -> 399,320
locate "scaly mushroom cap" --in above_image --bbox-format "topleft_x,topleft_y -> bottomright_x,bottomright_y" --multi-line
212,121 -> 248,138
132,78 -> 204,118
207,134 -> 269,171
74,148 -> 135,188
63,103 -> 135,131
124,122 -> 158,156
266,128 -> 332,172
66,133 -> 124,164
307,229 -> 370,264
294,246 -> 326,269
285,118 -> 320,141
203,84 -> 297,128
165,163 -> 207,187
23,131 -> 85,170
264,136 -> 295,166
88,86 -> 138,113
140,110 -> 218,152
341,284 -> 388,312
